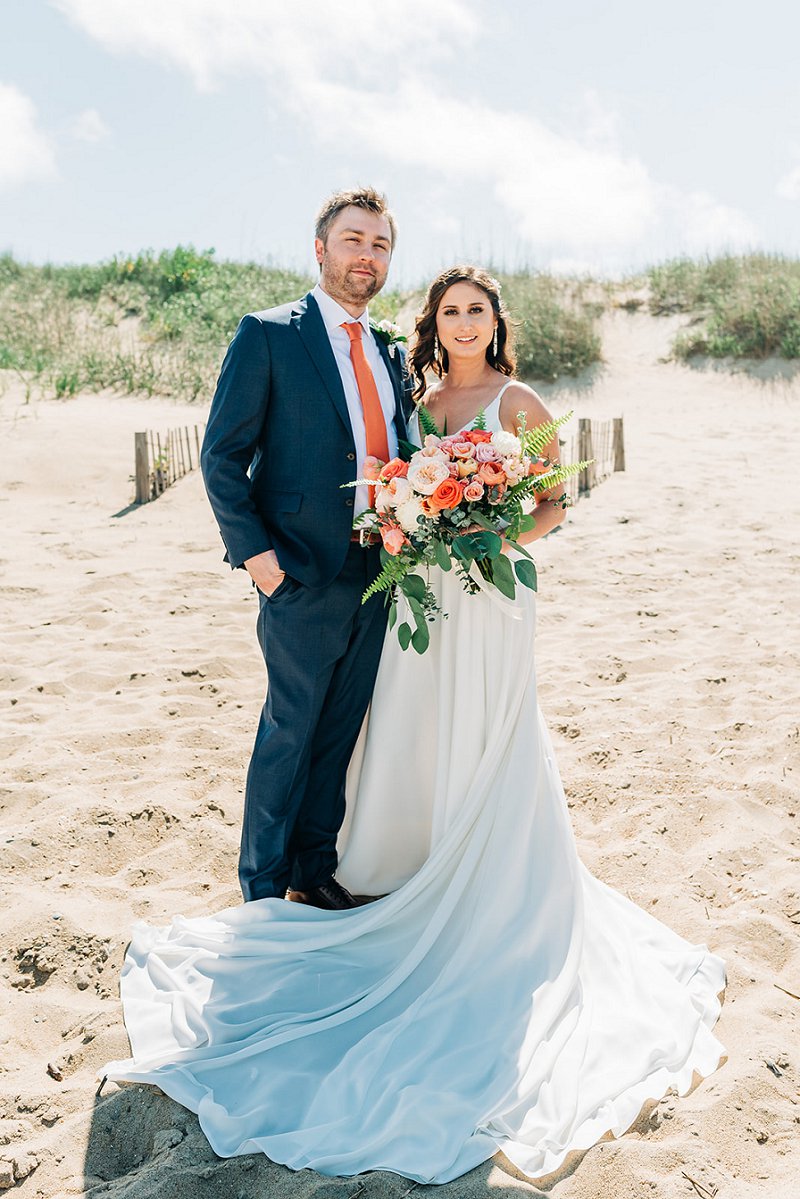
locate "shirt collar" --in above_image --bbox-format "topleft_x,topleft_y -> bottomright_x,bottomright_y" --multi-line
312,283 -> 371,339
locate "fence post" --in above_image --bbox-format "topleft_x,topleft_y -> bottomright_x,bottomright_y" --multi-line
613,417 -> 625,472
134,432 -> 149,504
578,418 -> 593,495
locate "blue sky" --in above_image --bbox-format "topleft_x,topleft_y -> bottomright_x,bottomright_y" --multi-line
2,0 -> 799,284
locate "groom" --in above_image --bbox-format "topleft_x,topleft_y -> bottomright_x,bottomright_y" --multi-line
201,188 -> 409,908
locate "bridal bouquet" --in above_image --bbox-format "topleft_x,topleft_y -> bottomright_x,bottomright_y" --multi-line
346,408 -> 589,654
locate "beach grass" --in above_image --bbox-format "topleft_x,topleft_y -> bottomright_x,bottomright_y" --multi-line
645,254 -> 800,360
0,250 -> 604,402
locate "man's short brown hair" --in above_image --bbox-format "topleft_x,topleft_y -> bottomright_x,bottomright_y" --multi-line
315,187 -> 397,250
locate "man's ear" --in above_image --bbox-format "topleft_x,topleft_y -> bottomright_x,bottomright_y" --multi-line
314,238 -> 325,266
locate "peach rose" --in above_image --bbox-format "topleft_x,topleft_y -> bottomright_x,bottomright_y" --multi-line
456,459 -> 479,478
381,526 -> 407,555
407,456 -> 450,495
362,455 -> 384,481
427,477 -> 464,512
380,457 -> 409,482
463,479 -> 485,502
450,439 -> 476,460
477,461 -> 507,487
376,476 -> 412,512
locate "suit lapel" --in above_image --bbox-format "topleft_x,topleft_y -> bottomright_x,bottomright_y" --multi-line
374,331 -> 409,442
291,294 -> 353,439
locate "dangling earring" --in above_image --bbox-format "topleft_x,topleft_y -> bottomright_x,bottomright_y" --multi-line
492,326 -> 499,357
434,334 -> 440,362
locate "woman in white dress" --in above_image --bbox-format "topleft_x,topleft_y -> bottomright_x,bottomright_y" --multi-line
104,266 -> 725,1185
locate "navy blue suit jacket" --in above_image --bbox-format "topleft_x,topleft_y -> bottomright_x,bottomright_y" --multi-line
201,292 -> 411,589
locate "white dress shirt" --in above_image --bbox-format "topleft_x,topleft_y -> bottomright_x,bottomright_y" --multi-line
311,283 -> 399,517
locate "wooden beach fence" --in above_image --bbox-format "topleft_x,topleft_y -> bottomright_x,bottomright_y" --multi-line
133,417 -> 624,506
560,416 -> 625,505
134,423 -> 206,504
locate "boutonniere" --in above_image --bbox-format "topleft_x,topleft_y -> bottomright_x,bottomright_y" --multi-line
371,319 -> 408,359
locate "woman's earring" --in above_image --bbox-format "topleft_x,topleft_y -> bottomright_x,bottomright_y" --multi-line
492,327 -> 498,357
434,334 -> 440,361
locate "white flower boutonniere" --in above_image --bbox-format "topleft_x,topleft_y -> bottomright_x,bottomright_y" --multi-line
371,318 -> 408,359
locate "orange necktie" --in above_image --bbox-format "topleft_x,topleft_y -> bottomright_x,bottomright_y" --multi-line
343,322 -> 390,507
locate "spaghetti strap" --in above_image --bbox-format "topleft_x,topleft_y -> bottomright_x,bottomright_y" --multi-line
491,380 -> 515,407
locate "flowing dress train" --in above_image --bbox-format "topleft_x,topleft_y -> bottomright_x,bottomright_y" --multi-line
104,390 -> 725,1183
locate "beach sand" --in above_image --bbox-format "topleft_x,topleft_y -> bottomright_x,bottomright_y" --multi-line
0,311 -> 798,1197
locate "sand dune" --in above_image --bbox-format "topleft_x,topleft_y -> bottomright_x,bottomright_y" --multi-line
0,311 -> 798,1198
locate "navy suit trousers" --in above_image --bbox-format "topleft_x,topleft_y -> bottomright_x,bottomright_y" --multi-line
239,544 -> 388,901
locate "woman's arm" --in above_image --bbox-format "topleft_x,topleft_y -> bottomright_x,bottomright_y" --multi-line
499,382 -> 568,548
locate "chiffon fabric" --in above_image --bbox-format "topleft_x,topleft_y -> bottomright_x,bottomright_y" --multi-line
104,391 -> 725,1183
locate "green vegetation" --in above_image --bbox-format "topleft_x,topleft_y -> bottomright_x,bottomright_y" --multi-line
645,254 -> 800,360
0,249 -> 604,403
500,272 -> 603,382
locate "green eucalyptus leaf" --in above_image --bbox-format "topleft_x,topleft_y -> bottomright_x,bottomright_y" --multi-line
433,538 -> 451,571
491,553 -> 517,599
452,536 -> 475,563
400,573 -> 427,601
469,530 -> 503,560
514,558 -> 538,590
387,601 -> 398,629
411,625 -> 430,654
397,622 -> 412,651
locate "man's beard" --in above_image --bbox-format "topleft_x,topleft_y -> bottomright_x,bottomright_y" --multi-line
321,255 -> 385,304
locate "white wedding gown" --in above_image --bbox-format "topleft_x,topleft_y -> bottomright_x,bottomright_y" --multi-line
104,391 -> 725,1183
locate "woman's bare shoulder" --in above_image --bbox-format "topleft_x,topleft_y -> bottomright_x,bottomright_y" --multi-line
499,380 -> 554,426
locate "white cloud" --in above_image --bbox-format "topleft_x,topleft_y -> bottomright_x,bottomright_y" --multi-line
70,107 -> 110,142
53,0 -> 759,269
0,82 -> 56,190
53,0 -> 476,91
777,166 -> 800,201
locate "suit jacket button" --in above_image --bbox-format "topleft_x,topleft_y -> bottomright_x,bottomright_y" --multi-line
344,497 -> 354,507
346,452 -> 356,461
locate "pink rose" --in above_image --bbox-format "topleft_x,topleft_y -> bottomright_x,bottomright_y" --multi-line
450,440 -> 476,460
381,526 -> 407,556
463,479 -> 485,502
475,443 -> 501,463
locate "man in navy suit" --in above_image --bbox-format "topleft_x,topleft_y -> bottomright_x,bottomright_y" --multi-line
201,188 -> 409,907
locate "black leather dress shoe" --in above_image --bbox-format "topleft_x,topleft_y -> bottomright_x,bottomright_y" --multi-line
285,878 -> 360,910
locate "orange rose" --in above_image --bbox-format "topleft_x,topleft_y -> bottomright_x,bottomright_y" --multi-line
528,456 -> 551,475
477,461 -> 507,487
427,478 -> 464,512
380,457 -> 409,482
462,429 -> 494,445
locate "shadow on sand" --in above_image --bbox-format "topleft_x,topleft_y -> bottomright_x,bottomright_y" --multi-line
81,1079 -> 595,1198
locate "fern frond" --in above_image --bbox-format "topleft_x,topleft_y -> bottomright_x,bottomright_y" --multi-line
361,554 -> 409,603
521,410 -> 573,459
531,458 -> 593,491
471,408 -> 487,430
416,404 -> 442,439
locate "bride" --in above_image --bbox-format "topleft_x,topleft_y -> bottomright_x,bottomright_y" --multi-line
104,266 -> 726,1185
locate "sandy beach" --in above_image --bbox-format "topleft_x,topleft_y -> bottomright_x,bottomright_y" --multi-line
1,309 -> 798,1198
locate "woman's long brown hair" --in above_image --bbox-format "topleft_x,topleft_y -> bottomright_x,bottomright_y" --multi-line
407,265 -> 516,403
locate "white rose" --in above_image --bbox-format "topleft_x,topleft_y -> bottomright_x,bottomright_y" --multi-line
407,456 -> 450,495
395,495 -> 426,533
491,430 -> 522,457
